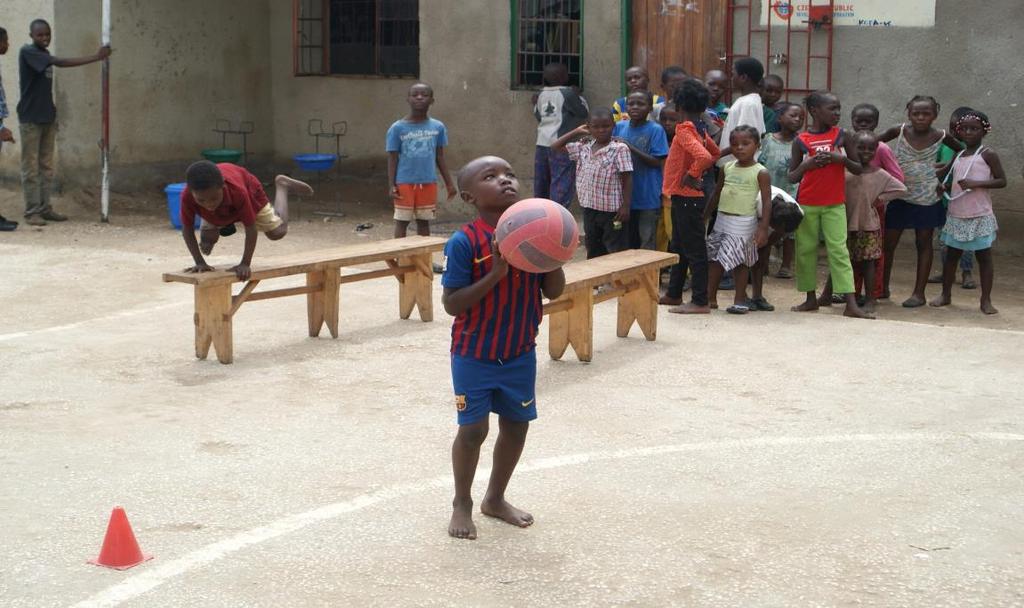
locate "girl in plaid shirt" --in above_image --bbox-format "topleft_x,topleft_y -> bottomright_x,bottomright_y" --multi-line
550,108 -> 633,258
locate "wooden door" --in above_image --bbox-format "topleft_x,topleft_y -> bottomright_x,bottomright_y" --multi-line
630,0 -> 727,90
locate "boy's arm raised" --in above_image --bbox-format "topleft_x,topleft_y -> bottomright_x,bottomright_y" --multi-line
53,45 -> 111,68
549,124 -> 588,152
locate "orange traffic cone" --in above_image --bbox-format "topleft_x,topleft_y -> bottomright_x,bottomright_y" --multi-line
88,506 -> 153,570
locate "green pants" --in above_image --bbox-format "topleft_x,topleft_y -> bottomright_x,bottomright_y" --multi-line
795,204 -> 854,294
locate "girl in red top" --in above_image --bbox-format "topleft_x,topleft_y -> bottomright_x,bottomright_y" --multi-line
658,79 -> 720,313
787,91 -> 872,319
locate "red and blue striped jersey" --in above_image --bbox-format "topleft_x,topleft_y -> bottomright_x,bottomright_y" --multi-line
442,218 -> 545,360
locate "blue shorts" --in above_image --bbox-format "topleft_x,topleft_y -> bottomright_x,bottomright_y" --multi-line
451,350 -> 537,426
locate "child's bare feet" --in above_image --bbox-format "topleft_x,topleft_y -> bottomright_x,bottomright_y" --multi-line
449,499 -> 477,540
843,303 -> 875,319
901,294 -> 926,308
668,302 -> 710,314
791,297 -> 819,312
481,497 -> 534,528
981,299 -> 998,315
863,299 -> 877,314
275,174 -> 314,196
929,293 -> 951,307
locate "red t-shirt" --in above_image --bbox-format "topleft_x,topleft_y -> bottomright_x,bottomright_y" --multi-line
180,163 -> 269,227
796,126 -> 846,206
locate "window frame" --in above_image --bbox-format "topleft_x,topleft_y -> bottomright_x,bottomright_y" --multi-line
292,0 -> 420,79
509,0 -> 585,90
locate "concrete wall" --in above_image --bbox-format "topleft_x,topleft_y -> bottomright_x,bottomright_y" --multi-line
0,0 -> 274,192
267,0 -> 625,195
0,0 -> 56,186
832,0 -> 1024,253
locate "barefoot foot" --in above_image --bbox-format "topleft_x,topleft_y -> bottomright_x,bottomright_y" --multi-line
863,299 -> 877,314
981,300 -> 999,315
275,174 -> 314,197
658,295 -> 682,306
449,500 -> 477,540
843,303 -> 875,319
668,302 -> 711,314
791,300 -> 819,313
929,294 -> 951,307
481,498 -> 534,528
902,294 -> 926,308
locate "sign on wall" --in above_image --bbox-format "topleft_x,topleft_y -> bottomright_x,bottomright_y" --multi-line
761,1 -> 936,28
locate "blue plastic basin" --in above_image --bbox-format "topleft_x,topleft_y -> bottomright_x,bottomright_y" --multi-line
293,153 -> 337,172
165,183 -> 200,230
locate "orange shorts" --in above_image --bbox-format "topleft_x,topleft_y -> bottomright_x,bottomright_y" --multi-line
394,183 -> 438,221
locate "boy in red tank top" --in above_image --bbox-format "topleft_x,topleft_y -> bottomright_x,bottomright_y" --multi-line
787,91 -> 872,319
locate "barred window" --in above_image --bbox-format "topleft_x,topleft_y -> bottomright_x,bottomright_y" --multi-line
512,0 -> 583,88
294,0 -> 419,77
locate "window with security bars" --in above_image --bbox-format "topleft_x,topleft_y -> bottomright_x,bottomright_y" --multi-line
512,0 -> 583,88
294,0 -> 419,77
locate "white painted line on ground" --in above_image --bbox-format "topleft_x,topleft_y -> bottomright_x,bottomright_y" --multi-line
0,302 -> 186,343
69,432 -> 1024,608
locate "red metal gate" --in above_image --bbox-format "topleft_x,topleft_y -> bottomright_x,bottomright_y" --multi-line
725,1 -> 835,102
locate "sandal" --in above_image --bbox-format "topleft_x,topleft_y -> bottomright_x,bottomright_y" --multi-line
747,297 -> 775,312
726,304 -> 750,315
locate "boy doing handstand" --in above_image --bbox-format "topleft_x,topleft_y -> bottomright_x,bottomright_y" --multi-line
442,156 -> 565,540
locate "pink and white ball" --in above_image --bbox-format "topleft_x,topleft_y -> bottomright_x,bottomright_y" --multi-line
495,198 -> 579,274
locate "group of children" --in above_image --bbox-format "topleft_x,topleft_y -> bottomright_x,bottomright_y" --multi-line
166,58 -> 1007,541
532,57 -> 1007,317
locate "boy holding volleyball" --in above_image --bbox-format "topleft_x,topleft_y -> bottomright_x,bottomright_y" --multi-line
442,156 -> 566,540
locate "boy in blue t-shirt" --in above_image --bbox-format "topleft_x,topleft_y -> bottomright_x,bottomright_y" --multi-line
613,90 -> 669,250
441,155 -> 565,540
385,82 -> 457,238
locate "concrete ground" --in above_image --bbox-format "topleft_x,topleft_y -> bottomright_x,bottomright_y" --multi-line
1,189 -> 1023,608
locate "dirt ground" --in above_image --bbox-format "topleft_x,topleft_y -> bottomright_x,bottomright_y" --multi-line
2,187 -> 1022,608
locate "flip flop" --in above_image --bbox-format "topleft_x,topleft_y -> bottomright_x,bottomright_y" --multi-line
726,304 -> 750,315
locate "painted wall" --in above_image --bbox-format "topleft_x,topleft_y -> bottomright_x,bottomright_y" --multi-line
0,0 -> 274,191
266,0 -> 625,195
0,0 -> 56,186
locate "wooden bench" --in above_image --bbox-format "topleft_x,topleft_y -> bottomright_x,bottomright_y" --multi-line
162,236 -> 447,364
543,249 -> 678,362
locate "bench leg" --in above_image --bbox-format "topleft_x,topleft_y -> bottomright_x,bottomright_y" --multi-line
323,268 -> 340,339
548,306 -> 570,360
567,291 -> 594,362
399,253 -> 433,322
195,283 -> 233,364
307,271 -> 325,337
617,270 -> 659,341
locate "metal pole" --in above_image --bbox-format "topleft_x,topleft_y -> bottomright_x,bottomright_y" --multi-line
100,0 -> 111,222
